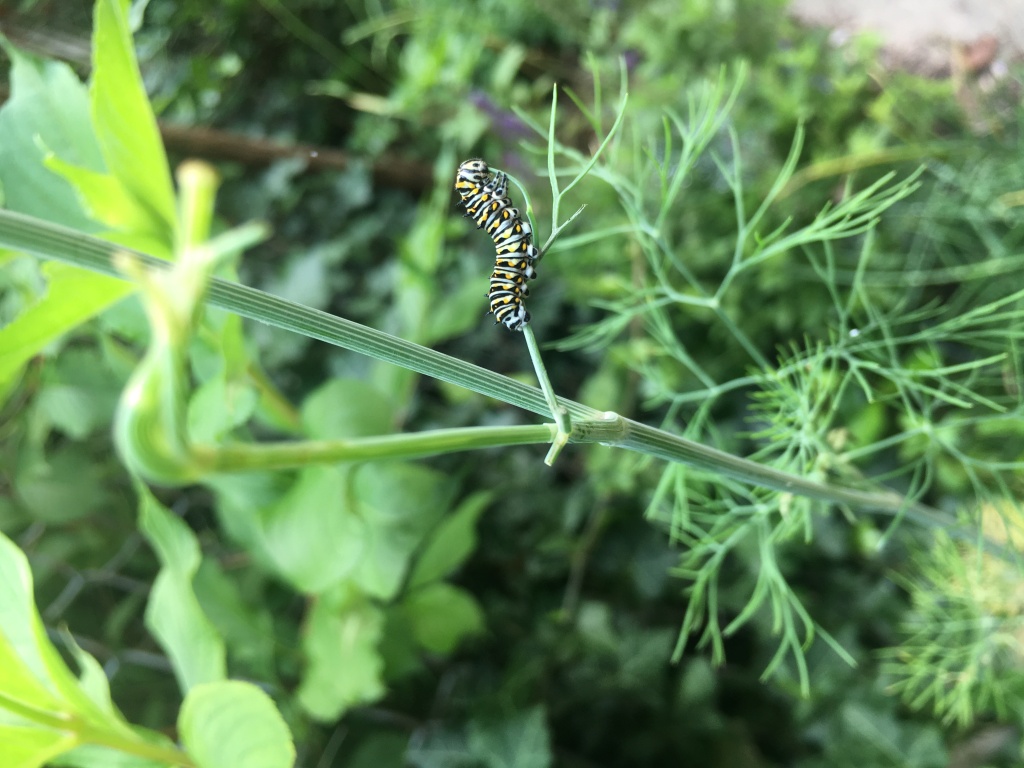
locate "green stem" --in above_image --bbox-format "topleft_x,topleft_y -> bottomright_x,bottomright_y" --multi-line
539,204 -> 587,256
547,84 -> 561,224
523,326 -> 571,465
0,210 -> 949,524
199,424 -> 556,472
248,362 -> 304,434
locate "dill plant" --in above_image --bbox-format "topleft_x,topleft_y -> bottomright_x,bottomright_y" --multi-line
884,503 -> 1024,728
515,62 -> 1024,704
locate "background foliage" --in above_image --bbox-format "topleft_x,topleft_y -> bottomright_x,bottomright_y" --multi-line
2,0 -> 1024,766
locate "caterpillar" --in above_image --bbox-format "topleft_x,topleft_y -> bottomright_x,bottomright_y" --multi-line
455,158 -> 540,332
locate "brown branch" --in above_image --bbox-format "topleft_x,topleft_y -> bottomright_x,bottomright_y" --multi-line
158,122 -> 435,193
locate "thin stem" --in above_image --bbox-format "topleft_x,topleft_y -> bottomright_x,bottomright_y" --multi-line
547,84 -> 561,224
556,89 -> 628,204
539,204 -> 587,256
523,326 -> 571,464
201,424 -> 557,473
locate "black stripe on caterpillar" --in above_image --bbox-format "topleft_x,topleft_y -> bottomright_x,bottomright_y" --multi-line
455,158 -> 539,331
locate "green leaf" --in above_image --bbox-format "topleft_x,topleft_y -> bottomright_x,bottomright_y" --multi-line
0,264 -> 134,397
468,707 -> 552,768
0,42 -> 102,230
349,463 -> 452,600
0,627 -> 66,716
205,472 -> 290,553
408,491 -> 490,589
187,375 -> 259,443
192,560 -> 276,679
14,445 -> 110,524
37,385 -> 114,442
57,630 -> 116,718
421,274 -> 487,346
0,532 -> 171,766
301,378 -> 395,439
89,0 -> 176,241
402,583 -> 484,655
178,681 -> 294,768
0,533 -> 112,724
0,5 -> 176,256
297,585 -> 385,721
137,485 -> 226,691
43,156 -> 159,239
376,606 -> 423,681
35,346 -> 122,440
0,723 -> 77,768
257,466 -> 366,594
0,13 -> 177,392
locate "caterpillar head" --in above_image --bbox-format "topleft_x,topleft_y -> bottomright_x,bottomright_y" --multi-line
457,158 -> 490,181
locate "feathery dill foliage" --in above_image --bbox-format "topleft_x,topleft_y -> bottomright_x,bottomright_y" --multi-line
884,504 -> 1024,727
528,66 -> 1024,697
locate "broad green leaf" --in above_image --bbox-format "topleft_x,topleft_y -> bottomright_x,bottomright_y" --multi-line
389,148 -> 479,349
37,384 -> 105,441
206,471 -> 288,544
90,0 -> 175,240
210,381 -> 447,598
0,723 -> 77,768
43,156 -> 156,236
376,606 -> 423,681
36,346 -> 122,440
393,197 -> 444,346
0,628 -> 66,719
301,378 -> 395,439
297,586 -> 385,721
187,375 -> 259,443
408,491 -> 490,589
178,681 -> 294,768
192,560 -> 276,679
468,707 -> 552,768
137,486 -> 226,691
257,466 -> 366,594
401,583 -> 484,655
0,533 -> 105,720
58,630 -> 116,718
0,42 -> 102,230
0,24 -> 173,393
280,380 -> 452,598
0,264 -> 134,396
422,275 -> 492,346
15,445 -> 110,524
0,532 -> 155,763
349,463 -> 452,600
